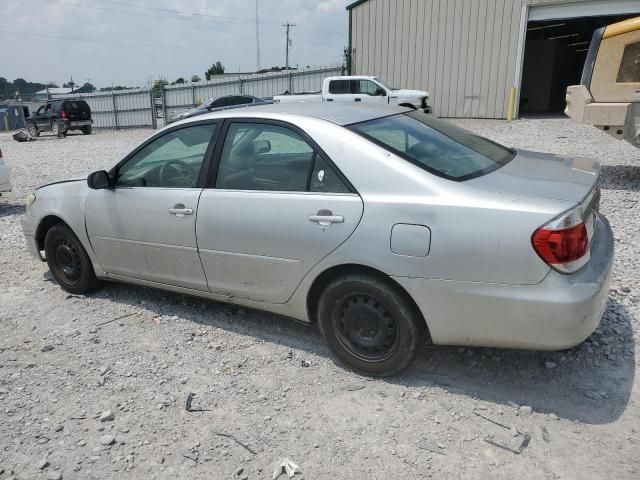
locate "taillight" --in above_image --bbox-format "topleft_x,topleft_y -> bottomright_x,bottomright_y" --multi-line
60,110 -> 67,119
532,206 -> 590,273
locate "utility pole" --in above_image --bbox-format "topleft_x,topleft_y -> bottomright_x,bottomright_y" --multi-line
255,0 -> 261,71
282,22 -> 295,69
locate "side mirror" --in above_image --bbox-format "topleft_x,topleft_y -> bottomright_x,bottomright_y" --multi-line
87,170 -> 111,189
375,88 -> 387,97
252,139 -> 271,154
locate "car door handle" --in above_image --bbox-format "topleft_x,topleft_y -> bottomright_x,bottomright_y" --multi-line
168,205 -> 194,217
354,98 -> 362,102
308,214 -> 344,225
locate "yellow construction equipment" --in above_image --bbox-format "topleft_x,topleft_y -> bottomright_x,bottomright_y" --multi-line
565,17 -> 640,148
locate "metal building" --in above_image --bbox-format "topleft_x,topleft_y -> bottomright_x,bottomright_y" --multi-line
347,0 -> 640,118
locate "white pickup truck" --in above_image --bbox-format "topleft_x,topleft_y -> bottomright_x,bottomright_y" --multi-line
274,76 -> 431,113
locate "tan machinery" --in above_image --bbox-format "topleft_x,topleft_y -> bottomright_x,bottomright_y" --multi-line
565,17 -> 640,148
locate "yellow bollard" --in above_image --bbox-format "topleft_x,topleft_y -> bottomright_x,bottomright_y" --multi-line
507,86 -> 517,122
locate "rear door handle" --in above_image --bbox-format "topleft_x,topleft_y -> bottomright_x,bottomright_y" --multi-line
168,204 -> 194,217
354,98 -> 362,102
308,214 -> 344,225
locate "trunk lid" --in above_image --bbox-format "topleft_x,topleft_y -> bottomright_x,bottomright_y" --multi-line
466,149 -> 600,204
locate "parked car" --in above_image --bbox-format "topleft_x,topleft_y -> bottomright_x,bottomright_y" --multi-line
0,148 -> 11,194
21,103 -> 613,376
274,76 -> 431,113
167,95 -> 271,124
26,99 -> 92,137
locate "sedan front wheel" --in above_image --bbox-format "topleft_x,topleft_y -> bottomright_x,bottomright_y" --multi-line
317,273 -> 425,376
44,224 -> 100,294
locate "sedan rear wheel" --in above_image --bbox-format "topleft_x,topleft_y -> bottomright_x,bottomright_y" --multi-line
317,273 -> 425,376
44,224 -> 100,294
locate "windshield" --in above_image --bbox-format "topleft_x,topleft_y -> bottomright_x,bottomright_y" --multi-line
348,111 -> 515,181
373,77 -> 396,90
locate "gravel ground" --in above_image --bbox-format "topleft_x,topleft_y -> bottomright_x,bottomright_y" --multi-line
0,119 -> 638,480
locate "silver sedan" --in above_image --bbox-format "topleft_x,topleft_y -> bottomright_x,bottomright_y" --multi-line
21,104 -> 614,376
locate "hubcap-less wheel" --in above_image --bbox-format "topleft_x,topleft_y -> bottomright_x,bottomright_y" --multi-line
334,293 -> 399,362
53,238 -> 82,284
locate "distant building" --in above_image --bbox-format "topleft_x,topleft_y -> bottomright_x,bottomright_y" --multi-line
34,87 -> 73,101
347,0 -> 640,118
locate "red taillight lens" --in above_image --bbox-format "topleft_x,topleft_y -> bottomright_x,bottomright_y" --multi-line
60,110 -> 67,119
532,206 -> 590,273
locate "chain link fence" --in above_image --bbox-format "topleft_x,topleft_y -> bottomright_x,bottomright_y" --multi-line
45,65 -> 346,130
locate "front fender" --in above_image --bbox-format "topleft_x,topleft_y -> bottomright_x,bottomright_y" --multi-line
24,181 -> 107,277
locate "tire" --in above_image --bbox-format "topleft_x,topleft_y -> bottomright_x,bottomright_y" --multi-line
317,273 -> 425,376
51,121 -> 66,137
81,125 -> 92,135
27,123 -> 40,137
44,224 -> 100,294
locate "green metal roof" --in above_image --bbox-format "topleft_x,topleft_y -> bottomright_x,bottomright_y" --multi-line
346,0 -> 370,10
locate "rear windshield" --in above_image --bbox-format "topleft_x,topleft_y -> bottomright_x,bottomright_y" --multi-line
348,111 -> 515,181
63,100 -> 90,113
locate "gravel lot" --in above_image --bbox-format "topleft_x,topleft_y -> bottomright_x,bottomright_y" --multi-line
0,118 -> 638,480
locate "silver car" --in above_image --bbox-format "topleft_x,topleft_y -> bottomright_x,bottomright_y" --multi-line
0,147 -> 11,193
21,104 -> 614,376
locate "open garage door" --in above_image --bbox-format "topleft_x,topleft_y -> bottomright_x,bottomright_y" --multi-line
519,1 -> 640,116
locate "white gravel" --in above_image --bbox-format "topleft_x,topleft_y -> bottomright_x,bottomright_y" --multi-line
0,120 -> 639,479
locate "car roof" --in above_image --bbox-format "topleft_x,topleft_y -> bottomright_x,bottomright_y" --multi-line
189,102 -> 410,126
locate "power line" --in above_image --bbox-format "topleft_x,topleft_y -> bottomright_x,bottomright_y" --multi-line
0,29 -> 276,51
91,0 -> 254,22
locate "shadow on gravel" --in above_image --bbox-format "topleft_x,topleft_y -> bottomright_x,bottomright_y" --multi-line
600,165 -> 640,191
90,282 -> 634,426
405,298 -> 634,425
0,201 -> 25,218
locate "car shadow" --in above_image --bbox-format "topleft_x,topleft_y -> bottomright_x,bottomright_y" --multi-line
600,165 -> 640,191
86,282 -> 634,426
0,201 -> 25,218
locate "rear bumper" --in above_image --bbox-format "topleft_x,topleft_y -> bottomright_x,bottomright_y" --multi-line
394,215 -> 614,350
0,164 -> 10,192
63,120 -> 92,128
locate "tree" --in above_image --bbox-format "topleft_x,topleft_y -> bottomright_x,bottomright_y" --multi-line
152,79 -> 169,98
205,61 -> 225,80
81,82 -> 96,92
173,77 -> 185,85
191,75 -> 201,83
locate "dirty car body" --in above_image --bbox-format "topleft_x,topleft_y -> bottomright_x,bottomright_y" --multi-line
21,103 -> 614,375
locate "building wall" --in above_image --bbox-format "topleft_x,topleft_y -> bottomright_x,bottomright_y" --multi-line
349,0 -> 585,118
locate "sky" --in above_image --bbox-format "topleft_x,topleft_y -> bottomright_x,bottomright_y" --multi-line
0,0 -> 350,88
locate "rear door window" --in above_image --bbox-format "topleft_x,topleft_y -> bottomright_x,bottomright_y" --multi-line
328,80 -> 351,94
349,111 -> 515,181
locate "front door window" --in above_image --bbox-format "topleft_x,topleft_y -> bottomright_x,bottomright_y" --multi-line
116,123 -> 217,188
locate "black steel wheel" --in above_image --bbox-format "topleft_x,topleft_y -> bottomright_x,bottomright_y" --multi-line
334,293 -> 399,362
317,273 -> 426,376
44,223 -> 100,294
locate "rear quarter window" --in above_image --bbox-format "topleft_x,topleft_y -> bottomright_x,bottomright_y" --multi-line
348,111 -> 514,181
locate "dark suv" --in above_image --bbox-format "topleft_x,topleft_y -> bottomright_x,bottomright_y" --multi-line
27,99 -> 93,137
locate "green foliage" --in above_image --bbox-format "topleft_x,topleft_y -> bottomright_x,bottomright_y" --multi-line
205,61 -> 225,80
0,77 -> 47,99
191,75 -> 201,83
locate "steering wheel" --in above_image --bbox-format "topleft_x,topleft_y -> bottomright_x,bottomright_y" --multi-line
159,159 -> 192,186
